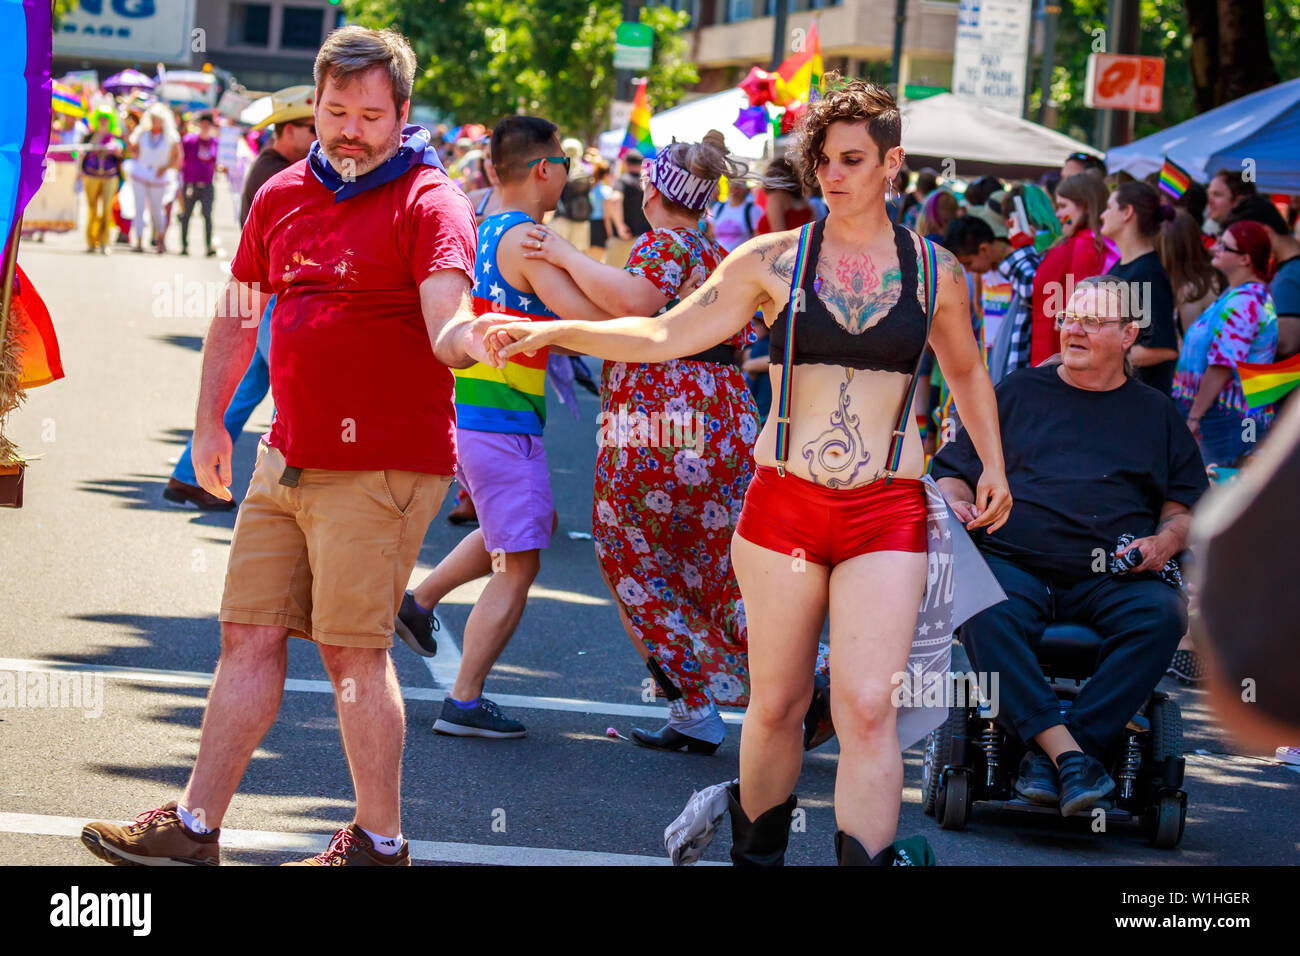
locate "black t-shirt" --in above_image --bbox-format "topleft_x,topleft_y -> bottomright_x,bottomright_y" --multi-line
240,145 -> 294,228
1110,251 -> 1177,396
930,365 -> 1208,584
617,171 -> 651,237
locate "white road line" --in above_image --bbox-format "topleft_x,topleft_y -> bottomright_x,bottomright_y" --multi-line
0,657 -> 745,724
0,811 -> 711,866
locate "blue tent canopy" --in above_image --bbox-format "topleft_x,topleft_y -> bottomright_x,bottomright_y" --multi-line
1106,78 -> 1300,194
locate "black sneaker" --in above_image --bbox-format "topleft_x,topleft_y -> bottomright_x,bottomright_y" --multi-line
1056,750 -> 1115,816
394,591 -> 440,657
1014,748 -> 1060,805
433,697 -> 526,739
1166,649 -> 1206,685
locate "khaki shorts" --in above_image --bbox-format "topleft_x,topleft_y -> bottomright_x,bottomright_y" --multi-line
550,215 -> 590,250
219,442 -> 452,648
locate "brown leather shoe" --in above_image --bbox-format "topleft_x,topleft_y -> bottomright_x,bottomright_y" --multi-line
163,477 -> 237,511
447,488 -> 477,525
283,824 -> 411,866
82,802 -> 220,866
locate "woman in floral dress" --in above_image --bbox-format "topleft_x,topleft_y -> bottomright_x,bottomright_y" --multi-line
520,140 -> 759,753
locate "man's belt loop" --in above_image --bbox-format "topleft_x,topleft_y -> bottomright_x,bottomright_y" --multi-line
279,465 -> 303,488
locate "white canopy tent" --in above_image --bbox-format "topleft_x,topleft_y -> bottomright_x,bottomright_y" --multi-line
897,93 -> 1101,179
599,87 -> 773,161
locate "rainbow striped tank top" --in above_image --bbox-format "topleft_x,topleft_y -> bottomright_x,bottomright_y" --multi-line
454,210 -> 560,435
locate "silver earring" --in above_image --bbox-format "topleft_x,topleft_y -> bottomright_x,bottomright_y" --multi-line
886,178 -> 898,203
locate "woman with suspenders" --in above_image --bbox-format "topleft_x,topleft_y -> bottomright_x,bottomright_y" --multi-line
485,78 -> 1011,865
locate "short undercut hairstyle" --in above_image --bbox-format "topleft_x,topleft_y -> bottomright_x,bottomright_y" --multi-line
314,26 -> 416,113
943,216 -> 997,257
791,73 -> 901,192
491,115 -> 559,185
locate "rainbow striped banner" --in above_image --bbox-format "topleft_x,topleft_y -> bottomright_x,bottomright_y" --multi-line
620,78 -> 655,159
52,80 -> 84,118
1238,352 -> 1300,409
1157,157 -> 1191,201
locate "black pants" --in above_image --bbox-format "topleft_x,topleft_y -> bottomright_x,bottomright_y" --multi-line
960,553 -> 1186,759
179,181 -> 214,251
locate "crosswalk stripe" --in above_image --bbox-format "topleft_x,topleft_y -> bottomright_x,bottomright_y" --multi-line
0,657 -> 745,723
0,811 -> 714,866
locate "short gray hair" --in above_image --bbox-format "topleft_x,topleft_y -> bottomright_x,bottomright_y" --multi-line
314,26 -> 416,112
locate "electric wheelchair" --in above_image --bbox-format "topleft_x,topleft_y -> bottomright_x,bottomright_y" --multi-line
920,623 -> 1188,849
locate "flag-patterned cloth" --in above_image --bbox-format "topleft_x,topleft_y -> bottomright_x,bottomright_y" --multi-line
453,211 -> 559,435
620,78 -> 655,160
1238,352 -> 1300,409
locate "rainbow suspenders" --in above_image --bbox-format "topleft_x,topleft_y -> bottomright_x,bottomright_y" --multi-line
773,223 -> 940,483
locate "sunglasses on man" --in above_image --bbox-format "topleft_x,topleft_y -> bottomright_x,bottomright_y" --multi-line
527,155 -> 571,174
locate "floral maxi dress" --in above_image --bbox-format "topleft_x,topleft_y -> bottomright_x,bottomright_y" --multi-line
594,227 -> 759,710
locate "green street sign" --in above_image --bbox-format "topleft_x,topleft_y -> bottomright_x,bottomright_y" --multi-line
904,84 -> 948,100
614,21 -> 653,70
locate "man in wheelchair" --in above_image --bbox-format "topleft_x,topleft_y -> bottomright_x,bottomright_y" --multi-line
931,277 -> 1209,816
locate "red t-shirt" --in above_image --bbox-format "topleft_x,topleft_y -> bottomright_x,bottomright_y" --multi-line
1029,228 -> 1106,365
232,161 -> 476,474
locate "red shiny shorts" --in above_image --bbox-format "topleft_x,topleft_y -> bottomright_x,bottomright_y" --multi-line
735,466 -> 928,565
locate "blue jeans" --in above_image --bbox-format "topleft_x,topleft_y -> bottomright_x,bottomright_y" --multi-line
1195,403 -> 1254,468
172,299 -> 274,485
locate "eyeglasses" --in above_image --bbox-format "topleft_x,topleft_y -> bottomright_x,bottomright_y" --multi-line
1054,312 -> 1125,333
1066,151 -> 1092,162
1215,239 -> 1243,255
527,155 -> 571,174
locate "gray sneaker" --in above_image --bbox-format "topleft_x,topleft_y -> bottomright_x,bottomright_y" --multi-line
394,591 -> 440,658
433,697 -> 527,739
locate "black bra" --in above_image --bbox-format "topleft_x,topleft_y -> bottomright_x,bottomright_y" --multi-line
770,219 -> 927,374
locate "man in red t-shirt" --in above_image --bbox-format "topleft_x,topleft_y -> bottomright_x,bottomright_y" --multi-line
82,27 -> 495,868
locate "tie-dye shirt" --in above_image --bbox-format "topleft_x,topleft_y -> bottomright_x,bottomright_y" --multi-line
1172,281 -> 1277,422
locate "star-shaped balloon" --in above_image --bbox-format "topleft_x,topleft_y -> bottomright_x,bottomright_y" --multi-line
734,106 -> 768,139
780,100 -> 806,135
739,66 -> 776,107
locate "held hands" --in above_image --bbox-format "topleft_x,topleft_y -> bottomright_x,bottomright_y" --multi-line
192,422 -> 235,503
482,322 -> 556,369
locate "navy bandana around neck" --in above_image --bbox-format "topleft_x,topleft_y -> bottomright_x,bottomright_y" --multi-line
308,124 -> 447,202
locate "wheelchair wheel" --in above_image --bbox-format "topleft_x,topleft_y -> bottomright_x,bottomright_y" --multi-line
922,722 -> 949,816
1149,793 -> 1186,849
1148,696 -> 1183,764
937,769 -> 971,830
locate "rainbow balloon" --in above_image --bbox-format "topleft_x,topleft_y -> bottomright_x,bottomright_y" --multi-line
620,78 -> 655,160
1,0 -> 53,248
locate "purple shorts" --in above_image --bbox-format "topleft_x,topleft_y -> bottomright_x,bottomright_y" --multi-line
455,429 -> 555,554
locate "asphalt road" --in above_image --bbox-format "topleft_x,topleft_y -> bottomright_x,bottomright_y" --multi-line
1,180 -> 1295,867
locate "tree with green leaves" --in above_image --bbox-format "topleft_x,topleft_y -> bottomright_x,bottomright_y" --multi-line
342,0 -> 698,143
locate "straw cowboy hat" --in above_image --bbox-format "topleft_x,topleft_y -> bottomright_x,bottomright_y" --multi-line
252,85 -> 315,130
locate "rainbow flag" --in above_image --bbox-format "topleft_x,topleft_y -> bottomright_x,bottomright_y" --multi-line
1157,157 -> 1192,201
620,78 -> 655,159
773,20 -> 823,106
1238,352 -> 1300,410
52,80 -> 84,118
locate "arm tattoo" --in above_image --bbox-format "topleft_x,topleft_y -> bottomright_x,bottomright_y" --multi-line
800,369 -> 872,488
692,286 -> 719,307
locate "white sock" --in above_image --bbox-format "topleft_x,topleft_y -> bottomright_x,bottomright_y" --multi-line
359,825 -> 403,855
177,804 -> 211,834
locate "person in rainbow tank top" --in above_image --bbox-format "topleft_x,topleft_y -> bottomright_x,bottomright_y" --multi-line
394,116 -> 615,739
